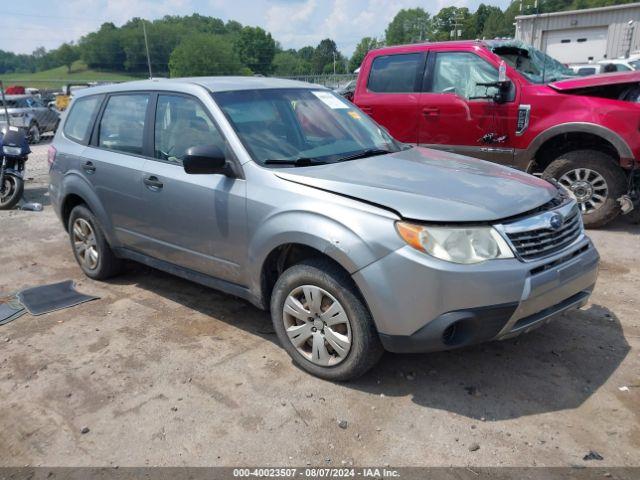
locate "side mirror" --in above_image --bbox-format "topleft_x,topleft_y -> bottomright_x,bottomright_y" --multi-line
493,80 -> 512,104
182,145 -> 228,175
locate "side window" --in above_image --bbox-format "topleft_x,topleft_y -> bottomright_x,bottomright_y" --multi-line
367,53 -> 422,93
616,64 -> 631,72
63,95 -> 103,144
431,52 -> 499,100
154,94 -> 225,163
98,94 -> 149,155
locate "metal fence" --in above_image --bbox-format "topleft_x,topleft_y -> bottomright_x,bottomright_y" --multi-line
276,74 -> 357,89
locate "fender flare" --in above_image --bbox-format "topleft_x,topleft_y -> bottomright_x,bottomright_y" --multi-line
526,122 -> 633,165
60,172 -> 119,247
246,210 -> 388,301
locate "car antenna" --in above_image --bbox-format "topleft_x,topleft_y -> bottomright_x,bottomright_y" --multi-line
142,20 -> 153,79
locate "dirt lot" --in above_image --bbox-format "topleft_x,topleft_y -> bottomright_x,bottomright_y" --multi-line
1,140 -> 639,467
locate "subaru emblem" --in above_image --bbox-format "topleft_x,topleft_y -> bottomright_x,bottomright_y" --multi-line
549,213 -> 563,230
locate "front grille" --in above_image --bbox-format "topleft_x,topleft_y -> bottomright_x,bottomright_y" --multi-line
505,205 -> 582,260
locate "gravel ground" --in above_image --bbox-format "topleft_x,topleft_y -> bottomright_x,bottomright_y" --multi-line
0,140 -> 638,467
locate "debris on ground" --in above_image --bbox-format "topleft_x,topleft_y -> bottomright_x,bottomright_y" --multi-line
468,443 -> 480,452
80,427 -> 90,434
583,451 -> 604,461
338,420 -> 348,429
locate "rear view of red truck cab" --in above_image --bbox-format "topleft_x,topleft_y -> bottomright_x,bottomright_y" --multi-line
353,39 -> 640,228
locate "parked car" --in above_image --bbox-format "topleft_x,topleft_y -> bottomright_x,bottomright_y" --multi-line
353,39 -> 640,228
569,60 -> 636,76
335,79 -> 356,102
49,78 -> 599,380
0,94 -> 60,143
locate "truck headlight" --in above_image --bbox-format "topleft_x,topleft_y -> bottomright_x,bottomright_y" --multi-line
396,222 -> 514,264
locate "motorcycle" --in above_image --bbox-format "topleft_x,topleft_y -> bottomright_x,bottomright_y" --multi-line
0,126 -> 30,210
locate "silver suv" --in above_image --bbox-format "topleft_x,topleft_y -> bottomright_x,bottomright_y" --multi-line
1,95 -> 60,143
48,77 -> 599,380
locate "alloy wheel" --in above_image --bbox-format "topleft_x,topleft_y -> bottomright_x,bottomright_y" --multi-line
72,218 -> 99,270
282,285 -> 352,367
558,168 -> 608,214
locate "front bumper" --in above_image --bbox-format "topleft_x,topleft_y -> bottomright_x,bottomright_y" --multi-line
352,236 -> 599,353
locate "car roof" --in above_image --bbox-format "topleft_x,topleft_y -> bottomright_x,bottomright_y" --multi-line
368,39 -> 485,55
72,76 -> 325,98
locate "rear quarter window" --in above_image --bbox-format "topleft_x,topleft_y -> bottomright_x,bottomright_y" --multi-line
367,53 -> 422,93
63,95 -> 104,144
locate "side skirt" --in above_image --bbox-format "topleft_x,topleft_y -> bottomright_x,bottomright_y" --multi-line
114,247 -> 263,309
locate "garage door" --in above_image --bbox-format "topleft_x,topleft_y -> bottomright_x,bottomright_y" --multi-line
542,27 -> 608,64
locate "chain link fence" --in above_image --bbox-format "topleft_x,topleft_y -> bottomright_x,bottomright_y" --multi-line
276,74 -> 357,89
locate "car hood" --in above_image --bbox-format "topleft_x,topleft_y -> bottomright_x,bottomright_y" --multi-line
549,71 -> 640,91
275,147 -> 557,222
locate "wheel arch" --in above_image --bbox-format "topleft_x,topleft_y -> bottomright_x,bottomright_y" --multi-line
249,211 -> 391,310
59,174 -> 118,246
527,123 -> 631,173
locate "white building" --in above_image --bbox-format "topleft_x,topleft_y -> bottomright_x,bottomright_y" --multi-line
515,3 -> 640,64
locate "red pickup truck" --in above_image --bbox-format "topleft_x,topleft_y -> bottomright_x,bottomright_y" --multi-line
353,39 -> 640,227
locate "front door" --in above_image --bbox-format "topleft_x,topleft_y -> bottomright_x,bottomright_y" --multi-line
418,50 -> 519,167
137,93 -> 246,284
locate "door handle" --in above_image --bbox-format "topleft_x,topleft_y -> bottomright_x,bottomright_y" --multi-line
143,175 -> 163,190
422,107 -> 439,117
82,161 -> 96,174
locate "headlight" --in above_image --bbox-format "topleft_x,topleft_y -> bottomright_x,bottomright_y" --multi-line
2,145 -> 23,156
396,222 -> 514,264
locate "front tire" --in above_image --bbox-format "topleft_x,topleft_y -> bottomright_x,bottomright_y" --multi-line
542,150 -> 627,228
0,175 -> 23,210
68,205 -> 123,280
271,258 -> 383,381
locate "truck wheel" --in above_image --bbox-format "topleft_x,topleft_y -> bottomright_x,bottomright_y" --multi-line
68,205 -> 123,280
0,175 -> 24,210
271,258 -> 383,381
542,150 -> 627,228
27,122 -> 41,144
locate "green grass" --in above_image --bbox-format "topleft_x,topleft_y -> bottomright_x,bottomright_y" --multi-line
0,61 -> 143,89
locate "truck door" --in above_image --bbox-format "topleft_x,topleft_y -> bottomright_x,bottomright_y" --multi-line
354,51 -> 426,144
418,50 -> 519,167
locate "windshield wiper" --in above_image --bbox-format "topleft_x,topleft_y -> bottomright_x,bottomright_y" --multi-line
335,148 -> 393,163
264,157 -> 327,167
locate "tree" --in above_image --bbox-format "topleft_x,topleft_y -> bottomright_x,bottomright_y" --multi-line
234,26 -> 276,75
56,43 -> 79,73
272,51 -> 310,76
311,38 -> 339,74
169,34 -> 247,76
385,8 -> 431,45
431,7 -> 473,41
349,37 -> 381,72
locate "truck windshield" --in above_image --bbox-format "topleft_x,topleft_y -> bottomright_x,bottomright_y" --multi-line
212,88 -> 400,167
489,40 -> 576,84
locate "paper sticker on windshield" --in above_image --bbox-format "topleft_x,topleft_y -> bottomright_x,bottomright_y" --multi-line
348,111 -> 362,120
312,91 -> 349,109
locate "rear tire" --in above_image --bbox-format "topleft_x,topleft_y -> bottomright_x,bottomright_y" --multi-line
68,205 -> 123,280
0,175 -> 23,210
542,150 -> 627,228
271,258 -> 383,381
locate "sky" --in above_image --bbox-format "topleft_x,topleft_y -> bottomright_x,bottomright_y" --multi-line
0,0 -> 513,57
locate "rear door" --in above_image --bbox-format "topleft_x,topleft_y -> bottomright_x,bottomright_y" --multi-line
418,49 -> 519,166
354,51 -> 426,144
83,92 -> 152,248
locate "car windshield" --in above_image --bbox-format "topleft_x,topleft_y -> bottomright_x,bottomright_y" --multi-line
489,39 -> 576,84
213,88 -> 401,166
